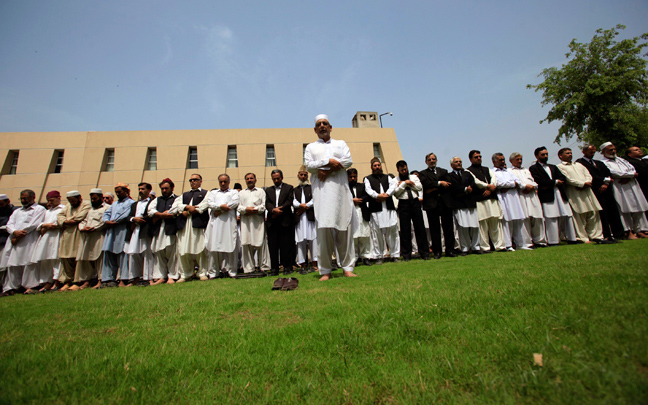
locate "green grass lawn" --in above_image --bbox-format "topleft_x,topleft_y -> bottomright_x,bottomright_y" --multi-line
1,240 -> 647,403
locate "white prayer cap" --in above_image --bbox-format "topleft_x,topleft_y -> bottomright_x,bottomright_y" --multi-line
314,114 -> 329,123
0,194 -> 8,201
66,190 -> 81,197
90,188 -> 103,195
600,141 -> 613,151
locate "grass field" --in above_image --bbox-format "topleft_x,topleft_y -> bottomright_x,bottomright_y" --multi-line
1,240 -> 647,403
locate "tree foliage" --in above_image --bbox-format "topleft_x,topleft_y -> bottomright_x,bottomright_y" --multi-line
528,25 -> 648,151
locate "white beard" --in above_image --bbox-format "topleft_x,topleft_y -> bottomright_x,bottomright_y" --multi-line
603,152 -> 616,159
298,180 -> 310,187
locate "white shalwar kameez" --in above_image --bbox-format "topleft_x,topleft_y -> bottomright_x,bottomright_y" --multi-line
557,162 -> 604,242
363,176 -> 400,259
0,204 -> 46,292
454,206 -> 480,253
538,164 -> 577,244
205,188 -> 239,277
293,188 -> 318,265
27,204 -> 65,288
469,169 -> 506,251
509,166 -> 546,245
123,198 -> 154,281
148,197 -> 179,280
493,168 -> 532,249
170,193 -> 209,279
238,188 -> 270,273
601,156 -> 648,232
352,201 -> 372,260
304,137 -> 356,275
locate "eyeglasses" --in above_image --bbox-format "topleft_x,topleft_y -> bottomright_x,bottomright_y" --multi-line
189,178 -> 201,182
315,121 -> 330,127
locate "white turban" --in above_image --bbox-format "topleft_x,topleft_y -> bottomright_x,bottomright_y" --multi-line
0,194 -> 8,201
314,114 -> 329,123
600,142 -> 613,151
90,188 -> 103,195
66,190 -> 81,197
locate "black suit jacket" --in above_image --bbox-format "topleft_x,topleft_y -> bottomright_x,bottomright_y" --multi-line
529,162 -> 568,203
445,170 -> 477,209
626,156 -> 648,197
266,183 -> 294,228
575,157 -> 613,193
419,167 -> 452,210
349,182 -> 371,222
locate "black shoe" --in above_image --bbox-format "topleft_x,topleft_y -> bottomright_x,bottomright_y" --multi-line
283,268 -> 294,275
421,255 -> 430,261
362,258 -> 373,266
482,250 -> 493,254
392,258 -> 402,263
444,251 -> 457,258
567,240 -> 584,245
374,259 -> 384,265
533,243 -> 548,248
460,252 -> 469,256
402,256 -> 411,262
606,237 -> 621,244
433,253 -> 442,260
471,250 -> 483,255
269,269 -> 280,277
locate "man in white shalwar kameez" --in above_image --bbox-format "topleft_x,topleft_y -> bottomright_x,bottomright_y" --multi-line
57,190 -> 91,291
0,190 -> 46,295
304,114 -> 357,280
509,153 -> 547,247
169,174 -> 210,281
364,158 -> 400,263
26,191 -> 65,293
293,166 -> 318,273
600,142 -> 648,237
123,183 -> 155,286
238,173 -> 270,274
205,174 -> 240,278
557,148 -> 606,243
347,168 -> 373,266
446,157 -> 481,255
148,179 -> 180,284
491,153 -> 533,251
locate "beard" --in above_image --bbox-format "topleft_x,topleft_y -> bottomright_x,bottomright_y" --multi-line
348,180 -> 357,187
298,180 -> 309,186
91,200 -> 103,208
603,151 -> 616,159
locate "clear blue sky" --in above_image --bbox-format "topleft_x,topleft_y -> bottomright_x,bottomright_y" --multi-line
1,0 -> 646,172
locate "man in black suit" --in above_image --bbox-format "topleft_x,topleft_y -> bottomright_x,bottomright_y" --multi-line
265,169 -> 295,276
419,152 -> 457,259
625,146 -> 648,207
347,168 -> 372,266
446,156 -> 481,255
529,147 -> 578,245
576,145 -> 625,241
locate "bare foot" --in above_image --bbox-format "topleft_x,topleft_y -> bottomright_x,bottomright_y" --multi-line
92,283 -> 102,290
343,271 -> 358,278
637,232 -> 648,238
24,288 -> 38,295
150,279 -> 164,286
39,282 -> 53,292
118,281 -> 126,287
166,278 -> 176,284
319,274 -> 332,281
78,282 -> 91,290
176,278 -> 185,283
199,276 -> 209,281
68,285 -> 81,291
59,284 -> 70,292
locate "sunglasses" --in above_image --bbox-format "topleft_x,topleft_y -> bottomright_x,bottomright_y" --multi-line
315,121 -> 330,127
189,178 -> 201,182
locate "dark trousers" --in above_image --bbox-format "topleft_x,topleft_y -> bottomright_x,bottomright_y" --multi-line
398,199 -> 429,259
595,190 -> 625,239
425,204 -> 455,254
267,223 -> 295,270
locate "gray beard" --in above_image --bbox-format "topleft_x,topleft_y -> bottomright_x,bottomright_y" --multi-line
298,180 -> 309,187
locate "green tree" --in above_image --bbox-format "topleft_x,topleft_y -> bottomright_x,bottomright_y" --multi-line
528,25 -> 648,151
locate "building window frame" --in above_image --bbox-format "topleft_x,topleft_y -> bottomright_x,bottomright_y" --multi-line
53,150 -> 64,173
146,148 -> 157,171
188,147 -> 198,169
265,145 -> 276,167
227,145 -> 238,168
373,143 -> 383,162
5,150 -> 19,175
103,149 -> 115,172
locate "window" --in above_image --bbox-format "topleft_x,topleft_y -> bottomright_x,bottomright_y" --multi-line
7,151 -> 19,175
103,149 -> 115,172
227,146 -> 238,168
303,144 -> 308,164
373,143 -> 383,162
146,148 -> 157,171
53,150 -> 64,173
188,147 -> 198,169
265,145 -> 276,167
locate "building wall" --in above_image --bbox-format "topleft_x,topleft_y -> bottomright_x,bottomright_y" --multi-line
0,127 -> 403,202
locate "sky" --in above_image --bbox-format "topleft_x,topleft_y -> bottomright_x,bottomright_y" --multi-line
1,0 -> 646,172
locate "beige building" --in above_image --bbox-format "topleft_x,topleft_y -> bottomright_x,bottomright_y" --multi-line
0,112 -> 403,203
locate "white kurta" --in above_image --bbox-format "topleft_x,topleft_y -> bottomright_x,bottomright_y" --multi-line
469,168 -> 503,220
76,203 -> 109,261
364,176 -> 398,229
205,188 -> 239,253
238,188 -> 266,247
148,195 -> 177,253
170,192 -> 209,256
601,156 -> 648,213
124,198 -> 152,255
493,168 -> 526,221
454,208 -> 479,228
293,186 -> 317,243
304,138 -> 355,230
0,204 -> 46,268
557,162 -> 603,213
509,166 -> 544,218
30,204 -> 65,262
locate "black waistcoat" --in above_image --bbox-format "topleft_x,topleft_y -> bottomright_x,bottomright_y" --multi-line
177,189 -> 209,230
365,174 -> 395,212
151,194 -> 178,236
294,185 -> 315,222
467,165 -> 498,201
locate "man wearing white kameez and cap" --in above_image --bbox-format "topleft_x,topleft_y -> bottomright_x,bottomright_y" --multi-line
491,153 -> 533,250
57,190 -> 91,291
508,152 -> 547,247
76,189 -> 109,289
600,142 -> 648,238
205,174 -> 240,278
364,158 -> 400,264
123,183 -> 155,286
27,190 -> 65,293
0,190 -> 46,296
293,166 -> 318,274
148,179 -> 180,284
304,114 -> 357,280
238,173 -> 271,274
